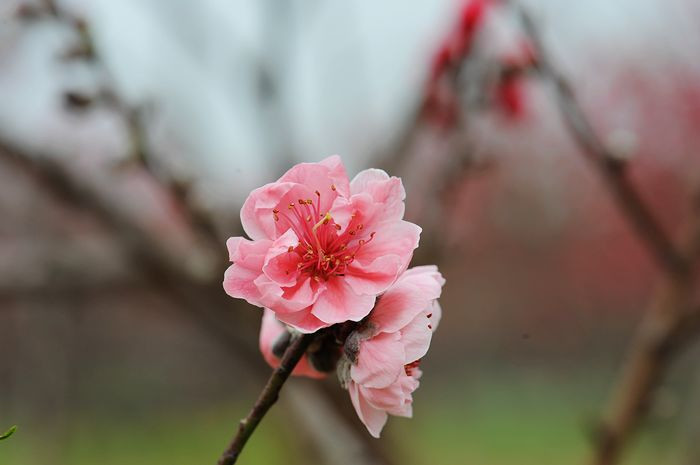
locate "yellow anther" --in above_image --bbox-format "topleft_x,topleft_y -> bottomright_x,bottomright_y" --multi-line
312,212 -> 333,232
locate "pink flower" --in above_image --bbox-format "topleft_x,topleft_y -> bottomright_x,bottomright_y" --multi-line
223,155 -> 421,333
259,309 -> 324,379
344,266 -> 444,437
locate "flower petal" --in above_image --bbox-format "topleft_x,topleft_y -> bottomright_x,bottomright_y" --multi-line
262,229 -> 302,286
240,181 -> 297,240
353,220 -> 421,274
311,277 -> 376,325
351,332 -> 404,389
256,275 -> 325,315
344,254 -> 402,296
361,372 -> 419,417
349,382 -> 389,438
400,312 -> 434,363
369,265 -> 445,333
278,155 -> 349,212
275,307 -> 329,333
428,301 -> 442,331
350,169 -> 406,221
223,237 -> 272,306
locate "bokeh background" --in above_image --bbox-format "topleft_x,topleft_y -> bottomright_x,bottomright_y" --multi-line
2,0 -> 700,464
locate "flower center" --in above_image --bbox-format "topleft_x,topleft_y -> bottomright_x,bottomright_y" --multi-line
273,187 -> 375,281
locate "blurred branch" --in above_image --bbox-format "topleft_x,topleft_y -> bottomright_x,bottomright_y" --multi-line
36,0 -> 223,246
515,6 -> 700,465
0,133 -> 393,465
9,4 -> 397,463
217,333 -> 315,465
518,8 -> 688,278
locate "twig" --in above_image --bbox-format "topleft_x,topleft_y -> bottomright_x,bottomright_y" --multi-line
10,5 -> 396,463
0,138 -> 394,465
514,6 -> 700,465
591,273 -> 698,465
29,0 -> 223,246
217,333 -> 315,465
518,8 -> 688,278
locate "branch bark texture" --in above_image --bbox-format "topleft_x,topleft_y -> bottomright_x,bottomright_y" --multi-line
217,333 -> 315,465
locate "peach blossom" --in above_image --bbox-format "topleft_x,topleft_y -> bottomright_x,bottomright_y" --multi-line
224,156 -> 421,332
344,266 -> 444,437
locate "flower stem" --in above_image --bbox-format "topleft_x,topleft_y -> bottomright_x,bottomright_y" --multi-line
217,333 -> 315,465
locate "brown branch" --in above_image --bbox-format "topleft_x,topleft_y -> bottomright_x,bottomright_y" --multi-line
30,0 -> 224,247
514,6 -> 700,465
591,275 -> 697,465
217,333 -> 315,465
10,5 -> 397,463
518,8 -> 688,278
0,137 -> 394,465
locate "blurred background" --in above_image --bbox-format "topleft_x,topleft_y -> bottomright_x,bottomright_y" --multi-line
2,0 -> 700,464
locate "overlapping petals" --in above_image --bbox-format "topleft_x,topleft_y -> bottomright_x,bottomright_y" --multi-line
346,266 -> 445,437
224,155 -> 421,332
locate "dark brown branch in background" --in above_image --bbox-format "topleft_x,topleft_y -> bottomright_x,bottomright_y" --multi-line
518,9 -> 688,278
39,0 -> 223,245
7,5 -> 396,460
217,333 -> 315,465
515,6 -> 700,465
0,131 -> 394,465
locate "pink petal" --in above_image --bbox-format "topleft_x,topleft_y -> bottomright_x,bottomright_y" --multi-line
350,169 -> 406,221
354,220 -> 421,274
344,254 -> 402,296
278,155 -> 349,212
400,313 -> 434,363
281,276 -> 326,309
222,237 -> 272,306
368,265 -> 445,333
361,372 -> 419,416
310,277 -> 376,325
256,275 -> 325,314
348,382 -> 389,438
240,181 -> 298,240
351,332 -> 404,389
262,229 -> 301,286
428,301 -> 442,331
275,307 -> 329,334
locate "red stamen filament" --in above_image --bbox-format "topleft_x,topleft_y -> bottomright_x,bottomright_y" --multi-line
272,186 -> 376,281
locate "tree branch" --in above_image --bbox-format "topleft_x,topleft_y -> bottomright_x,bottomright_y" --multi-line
514,6 -> 700,465
518,7 -> 688,278
9,4 -> 397,463
217,333 -> 315,465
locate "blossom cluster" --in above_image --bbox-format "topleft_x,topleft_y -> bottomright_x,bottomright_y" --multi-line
424,0 -> 536,127
224,156 -> 445,437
